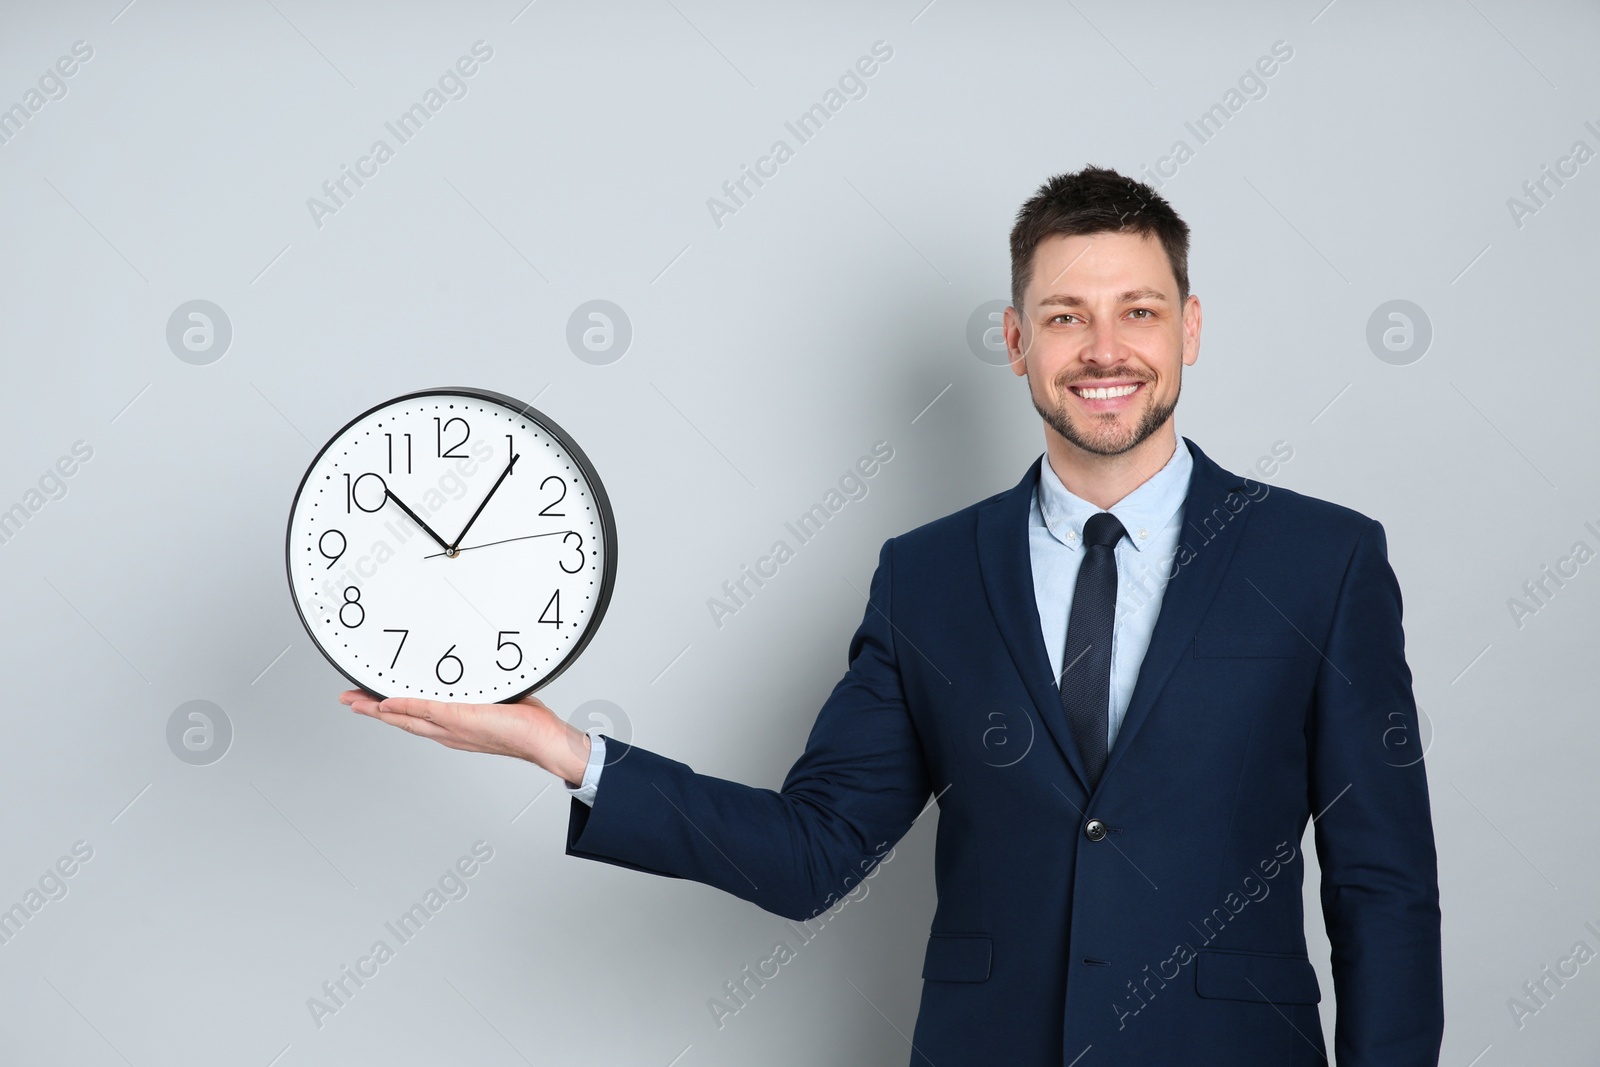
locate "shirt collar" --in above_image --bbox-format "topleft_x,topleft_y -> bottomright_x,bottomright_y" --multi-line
1032,430 -> 1193,552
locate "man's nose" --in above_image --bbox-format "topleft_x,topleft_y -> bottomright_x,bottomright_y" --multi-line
1079,321 -> 1119,364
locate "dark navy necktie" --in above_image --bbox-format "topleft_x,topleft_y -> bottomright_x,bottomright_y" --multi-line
1060,511 -> 1126,791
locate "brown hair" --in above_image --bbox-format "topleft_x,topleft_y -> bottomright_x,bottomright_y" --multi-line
1009,166 -> 1191,314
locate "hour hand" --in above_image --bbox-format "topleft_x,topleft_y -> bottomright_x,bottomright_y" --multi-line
383,488 -> 455,555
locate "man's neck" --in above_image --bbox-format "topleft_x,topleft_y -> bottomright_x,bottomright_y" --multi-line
1043,425 -> 1178,511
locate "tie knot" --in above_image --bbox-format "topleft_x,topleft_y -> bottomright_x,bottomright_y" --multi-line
1082,511 -> 1125,549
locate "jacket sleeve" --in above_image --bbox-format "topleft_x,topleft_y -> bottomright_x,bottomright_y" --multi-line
1309,518 -> 1444,1065
564,537 -> 933,922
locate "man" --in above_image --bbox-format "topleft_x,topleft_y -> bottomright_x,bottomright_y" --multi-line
341,166 -> 1444,1065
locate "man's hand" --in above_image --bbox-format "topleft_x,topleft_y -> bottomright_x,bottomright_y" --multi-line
339,689 -> 592,786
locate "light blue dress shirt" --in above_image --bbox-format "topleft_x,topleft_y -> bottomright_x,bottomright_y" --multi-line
567,730 -> 606,806
567,430 -> 1194,806
1029,431 -> 1192,752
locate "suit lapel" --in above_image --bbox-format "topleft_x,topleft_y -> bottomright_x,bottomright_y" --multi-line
977,461 -> 1094,791
974,437 -> 1257,795
1098,438 -> 1256,786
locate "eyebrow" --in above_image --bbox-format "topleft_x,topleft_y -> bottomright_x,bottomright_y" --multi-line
1035,287 -> 1169,308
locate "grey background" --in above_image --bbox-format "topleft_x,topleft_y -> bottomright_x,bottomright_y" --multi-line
1,0 -> 1596,1063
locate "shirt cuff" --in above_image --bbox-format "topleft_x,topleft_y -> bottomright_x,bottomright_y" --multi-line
564,732 -> 606,807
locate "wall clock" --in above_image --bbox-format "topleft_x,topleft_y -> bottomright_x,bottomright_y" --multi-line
285,387 -> 616,703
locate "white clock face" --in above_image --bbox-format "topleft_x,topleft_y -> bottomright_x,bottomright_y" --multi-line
286,389 -> 615,702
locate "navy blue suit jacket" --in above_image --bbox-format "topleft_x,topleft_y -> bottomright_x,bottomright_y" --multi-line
567,437 -> 1444,1066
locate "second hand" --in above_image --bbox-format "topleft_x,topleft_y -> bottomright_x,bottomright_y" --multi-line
423,529 -> 576,559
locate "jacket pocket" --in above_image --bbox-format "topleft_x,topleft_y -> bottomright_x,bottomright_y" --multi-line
921,933 -> 992,982
1192,631 -> 1302,658
1194,947 -> 1321,1003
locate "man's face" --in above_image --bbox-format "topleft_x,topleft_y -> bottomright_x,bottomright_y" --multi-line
1004,231 -> 1200,459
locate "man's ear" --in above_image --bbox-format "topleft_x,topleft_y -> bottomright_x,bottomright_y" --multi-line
1004,305 -> 1029,378
1181,294 -> 1202,367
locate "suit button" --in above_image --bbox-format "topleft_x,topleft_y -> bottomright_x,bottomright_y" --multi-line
1084,818 -> 1108,842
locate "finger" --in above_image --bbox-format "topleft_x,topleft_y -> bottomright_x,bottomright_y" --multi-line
365,705 -> 457,743
377,696 -> 458,725
363,708 -> 513,756
343,691 -> 383,716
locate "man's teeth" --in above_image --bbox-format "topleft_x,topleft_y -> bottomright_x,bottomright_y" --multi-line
1072,383 -> 1140,399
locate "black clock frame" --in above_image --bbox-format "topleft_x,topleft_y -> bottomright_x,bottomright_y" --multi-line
284,386 -> 618,703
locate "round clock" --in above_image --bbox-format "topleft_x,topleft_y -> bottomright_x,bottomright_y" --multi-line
285,387 -> 616,703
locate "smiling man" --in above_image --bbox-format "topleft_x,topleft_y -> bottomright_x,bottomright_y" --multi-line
341,165 -> 1444,1066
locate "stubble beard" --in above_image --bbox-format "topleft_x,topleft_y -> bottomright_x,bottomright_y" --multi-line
1031,369 -> 1180,458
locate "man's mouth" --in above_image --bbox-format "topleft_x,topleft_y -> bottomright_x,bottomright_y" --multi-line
1069,382 -> 1142,399
1067,380 -> 1146,409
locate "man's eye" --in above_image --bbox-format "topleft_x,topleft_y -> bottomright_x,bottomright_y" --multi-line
1050,314 -> 1076,324
1129,308 -> 1153,319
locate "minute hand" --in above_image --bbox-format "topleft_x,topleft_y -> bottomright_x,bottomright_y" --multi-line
450,452 -> 519,553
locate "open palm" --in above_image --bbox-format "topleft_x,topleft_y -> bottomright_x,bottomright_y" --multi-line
339,688 -> 590,782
